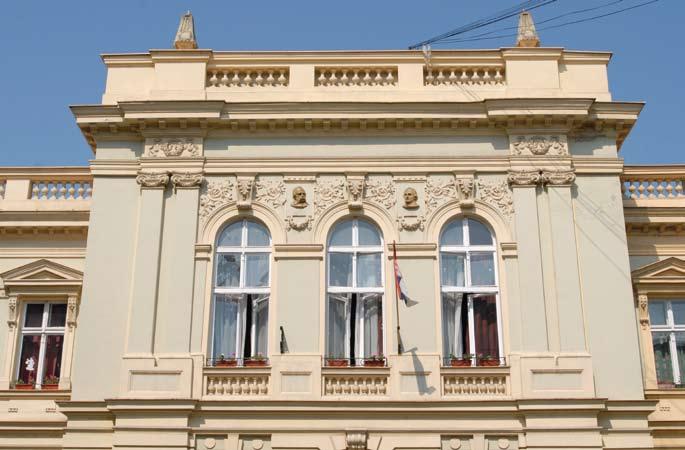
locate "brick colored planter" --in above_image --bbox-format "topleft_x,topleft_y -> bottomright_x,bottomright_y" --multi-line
215,360 -> 238,367
478,359 -> 500,367
244,359 -> 268,367
450,358 -> 472,367
327,359 -> 349,367
363,359 -> 385,367
41,384 -> 59,390
14,384 -> 34,390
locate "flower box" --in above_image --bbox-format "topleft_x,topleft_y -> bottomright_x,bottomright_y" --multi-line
41,383 -> 60,390
478,359 -> 500,367
327,358 -> 349,367
450,358 -> 472,367
363,359 -> 385,367
244,359 -> 268,367
215,359 -> 238,367
14,384 -> 34,390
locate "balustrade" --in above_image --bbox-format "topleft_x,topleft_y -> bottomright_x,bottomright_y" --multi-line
621,175 -> 685,200
315,67 -> 398,87
205,372 -> 270,397
442,372 -> 508,397
0,181 -> 5,199
207,68 -> 289,88
30,180 -> 92,200
424,66 -> 505,86
323,372 -> 388,396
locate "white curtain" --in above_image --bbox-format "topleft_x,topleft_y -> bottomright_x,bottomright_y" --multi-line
252,294 -> 269,356
213,294 -> 241,359
442,292 -> 464,358
327,294 -> 349,357
361,293 -> 383,357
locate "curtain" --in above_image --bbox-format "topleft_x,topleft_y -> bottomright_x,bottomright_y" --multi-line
18,335 -> 41,383
327,294 -> 349,357
43,335 -> 64,380
361,294 -> 383,357
472,294 -> 499,358
442,293 -> 464,358
213,294 -> 240,359
652,332 -> 674,385
253,295 -> 269,356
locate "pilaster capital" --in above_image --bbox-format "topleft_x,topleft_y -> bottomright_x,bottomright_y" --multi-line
541,169 -> 576,186
136,170 -> 169,189
507,170 -> 541,187
171,171 -> 204,190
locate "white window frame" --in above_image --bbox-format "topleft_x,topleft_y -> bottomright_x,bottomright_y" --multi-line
15,302 -> 66,389
326,219 -> 385,359
440,218 -> 503,361
649,299 -> 685,385
211,219 -> 272,360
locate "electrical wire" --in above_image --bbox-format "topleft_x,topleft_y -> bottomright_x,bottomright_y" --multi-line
453,0 -> 626,41
408,0 -> 559,49
438,0 -> 661,44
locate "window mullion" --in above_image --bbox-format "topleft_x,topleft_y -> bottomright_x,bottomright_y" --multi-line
670,331 -> 681,384
352,252 -> 357,289
36,333 -> 47,388
467,295 -> 476,356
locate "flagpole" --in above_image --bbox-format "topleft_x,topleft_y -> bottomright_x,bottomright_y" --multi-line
393,241 -> 402,355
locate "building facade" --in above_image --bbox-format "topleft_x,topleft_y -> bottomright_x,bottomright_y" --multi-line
1,16 -> 684,450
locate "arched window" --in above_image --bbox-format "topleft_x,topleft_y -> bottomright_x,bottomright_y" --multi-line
326,219 -> 384,366
440,218 -> 502,366
211,219 -> 271,365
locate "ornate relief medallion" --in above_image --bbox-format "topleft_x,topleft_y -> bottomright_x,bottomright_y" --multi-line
511,135 -> 568,156
398,215 -> 426,232
199,180 -> 235,222
255,180 -> 286,208
366,180 -> 396,209
145,137 -> 200,158
285,215 -> 313,231
314,179 -> 345,217
476,179 -> 514,219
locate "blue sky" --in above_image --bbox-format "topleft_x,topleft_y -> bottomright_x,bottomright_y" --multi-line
0,0 -> 680,166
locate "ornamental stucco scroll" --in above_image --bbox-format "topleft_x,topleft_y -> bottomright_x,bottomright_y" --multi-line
424,177 -> 457,214
314,179 -> 345,218
199,180 -> 235,223
476,179 -> 514,220
255,180 -> 286,208
511,135 -> 568,156
285,215 -> 313,231
145,137 -> 200,158
366,180 -> 396,209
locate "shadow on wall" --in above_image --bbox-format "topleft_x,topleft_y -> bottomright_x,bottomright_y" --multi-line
406,345 -> 436,396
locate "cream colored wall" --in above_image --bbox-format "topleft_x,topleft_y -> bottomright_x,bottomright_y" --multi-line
70,177 -> 139,400
574,175 -> 645,399
276,259 -> 320,354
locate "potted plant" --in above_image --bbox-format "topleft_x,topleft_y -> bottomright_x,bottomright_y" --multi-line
42,375 -> 60,390
326,356 -> 349,367
244,353 -> 268,367
478,354 -> 500,367
363,354 -> 385,367
449,353 -> 473,367
14,379 -> 34,390
215,353 -> 238,367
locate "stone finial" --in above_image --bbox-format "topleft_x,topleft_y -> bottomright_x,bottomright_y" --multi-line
174,11 -> 197,49
516,11 -> 540,47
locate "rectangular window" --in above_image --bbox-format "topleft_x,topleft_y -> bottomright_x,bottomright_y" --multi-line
326,293 -> 383,365
649,299 -> 685,388
16,303 -> 66,388
211,294 -> 269,365
442,293 -> 500,365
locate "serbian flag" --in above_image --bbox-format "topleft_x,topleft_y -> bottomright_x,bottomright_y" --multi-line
393,241 -> 411,304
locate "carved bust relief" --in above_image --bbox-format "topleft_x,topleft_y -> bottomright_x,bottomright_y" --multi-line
291,186 -> 308,209
403,187 -> 419,209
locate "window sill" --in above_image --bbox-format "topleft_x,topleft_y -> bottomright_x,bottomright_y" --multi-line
0,389 -> 71,400
645,388 -> 685,397
440,365 -> 510,373
204,365 -> 271,372
322,365 -> 391,373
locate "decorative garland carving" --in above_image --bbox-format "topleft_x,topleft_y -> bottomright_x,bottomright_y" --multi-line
170,171 -> 204,189
285,215 -> 313,231
477,180 -> 514,220
255,180 -> 286,208
511,135 -> 568,156
398,215 -> 426,232
136,171 -> 169,188
199,180 -> 235,223
67,296 -> 79,330
425,177 -> 457,214
314,179 -> 345,217
541,169 -> 576,186
366,180 -> 396,209
507,170 -> 542,186
638,294 -> 650,330
145,137 -> 199,158
7,296 -> 18,329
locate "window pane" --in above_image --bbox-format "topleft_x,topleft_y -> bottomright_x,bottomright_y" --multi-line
253,295 -> 269,357
468,219 -> 493,245
213,295 -> 240,359
245,253 -> 270,287
652,331 -> 675,387
361,294 -> 383,357
17,335 -> 41,384
440,253 -> 465,287
247,222 -> 270,247
473,294 -> 499,360
441,220 -> 463,246
329,221 -> 353,246
677,332 -> 685,387
358,220 -> 381,246
442,292 -> 465,358
48,304 -> 67,327
357,253 -> 382,288
218,221 -> 243,247
329,252 -> 353,287
216,253 -> 241,287
43,335 -> 64,382
649,302 -> 667,326
24,304 -> 44,328
672,301 -> 685,325
471,253 -> 496,286
327,294 -> 349,357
